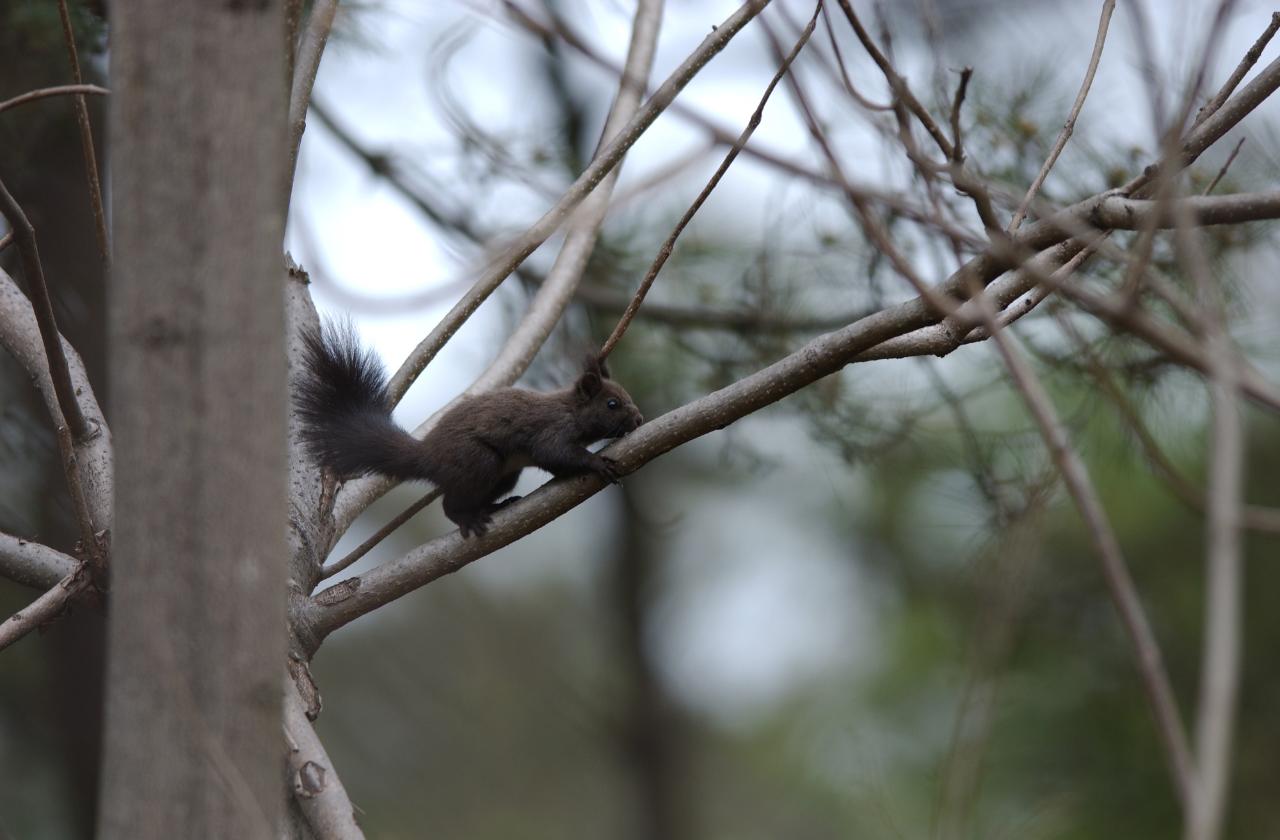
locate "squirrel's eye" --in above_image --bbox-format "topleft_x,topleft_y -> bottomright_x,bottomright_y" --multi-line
607,398 -> 620,409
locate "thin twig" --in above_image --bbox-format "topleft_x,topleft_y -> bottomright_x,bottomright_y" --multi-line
0,266 -> 113,540
834,0 -> 954,158
381,0 -> 772,405
1058,313 -> 1280,536
54,0 -> 109,262
817,0 -> 891,110
1124,51 -> 1280,197
288,0 -> 341,196
0,564 -> 93,652
1202,137 -> 1246,196
1193,11 -> 1280,129
473,0 -> 664,387
320,490 -> 440,581
328,3 -> 777,539
973,301 -> 1195,812
0,175 -> 92,440
600,2 -> 817,359
761,8 -> 967,323
1177,204 -> 1244,840
0,84 -> 109,115
1008,0 -> 1115,232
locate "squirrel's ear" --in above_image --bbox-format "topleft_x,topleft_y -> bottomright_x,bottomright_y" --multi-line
576,367 -> 603,399
576,352 -> 609,398
581,351 -> 611,379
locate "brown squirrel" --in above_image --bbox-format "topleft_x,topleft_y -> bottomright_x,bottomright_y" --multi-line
294,321 -> 644,538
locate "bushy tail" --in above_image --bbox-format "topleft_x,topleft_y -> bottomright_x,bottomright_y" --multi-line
294,320 -> 434,482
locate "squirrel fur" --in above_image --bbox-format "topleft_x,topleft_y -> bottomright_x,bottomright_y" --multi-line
294,321 -> 644,538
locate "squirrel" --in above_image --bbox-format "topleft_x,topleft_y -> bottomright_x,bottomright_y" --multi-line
294,320 -> 644,538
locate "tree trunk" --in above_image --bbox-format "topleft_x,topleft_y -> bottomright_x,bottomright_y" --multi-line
99,2 -> 288,837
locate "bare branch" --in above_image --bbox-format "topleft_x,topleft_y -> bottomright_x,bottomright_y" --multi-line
948,66 -> 974,163
0,266 -> 113,555
0,176 -> 93,440
0,532 -> 78,590
383,0 -> 772,405
834,0 -> 954,158
288,0 -> 341,195
1201,137 -> 1245,196
1193,11 -> 1280,128
0,564 -> 93,652
1126,51 -> 1280,196
0,84 -> 108,115
54,0 -> 110,262
1178,206 -> 1244,840
1008,0 -> 1115,232
285,679 -> 366,839
474,0 -> 665,387
973,305 -> 1195,812
600,2 -> 818,359
319,489 -> 440,581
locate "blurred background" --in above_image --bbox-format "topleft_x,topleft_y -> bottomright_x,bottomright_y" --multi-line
3,1 -> 1280,837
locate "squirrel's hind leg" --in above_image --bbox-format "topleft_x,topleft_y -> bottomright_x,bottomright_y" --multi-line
443,468 -> 522,538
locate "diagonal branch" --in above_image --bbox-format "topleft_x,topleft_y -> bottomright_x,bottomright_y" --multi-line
972,302 -> 1195,812
475,0 -> 665,386
1178,205 -> 1245,840
600,1 -> 819,358
1193,11 -> 1280,128
288,0 -> 341,195
833,0 -> 954,158
382,0 -> 772,406
54,0 -> 110,262
1008,0 -> 1115,232
0,266 -> 113,566
0,563 -> 94,652
0,175 -> 93,440
285,678 -> 366,839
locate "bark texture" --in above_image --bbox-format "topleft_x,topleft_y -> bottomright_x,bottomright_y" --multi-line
99,2 -> 288,837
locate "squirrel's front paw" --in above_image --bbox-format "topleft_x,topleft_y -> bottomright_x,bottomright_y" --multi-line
594,455 -> 622,485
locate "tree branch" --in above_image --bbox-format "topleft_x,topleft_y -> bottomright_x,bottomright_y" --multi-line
1008,0 -> 1115,231
328,0 -> 773,535
0,176 -> 93,440
0,84 -> 108,115
285,679 -> 365,840
600,1 -> 819,358
54,0 -> 110,262
0,268 -> 113,571
0,564 -> 94,652
288,0 -> 340,195
0,532 -> 78,590
973,301 -> 1195,812
1179,205 -> 1245,840
381,0 -> 772,406
474,0 -> 665,386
